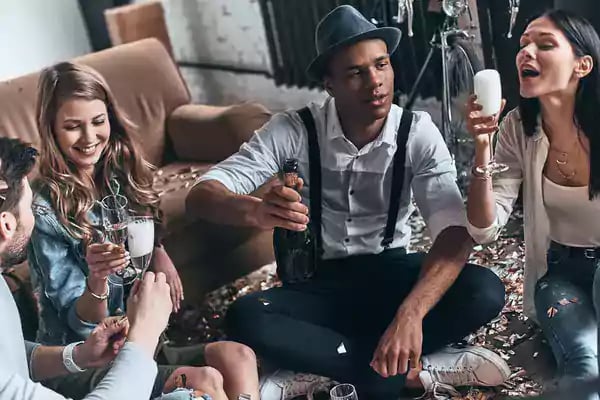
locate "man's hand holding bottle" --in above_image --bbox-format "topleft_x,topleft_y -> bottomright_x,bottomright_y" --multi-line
252,176 -> 309,232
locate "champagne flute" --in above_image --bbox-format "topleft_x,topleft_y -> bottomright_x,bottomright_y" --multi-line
330,384 -> 358,400
473,69 -> 509,175
100,194 -> 137,286
127,215 -> 154,279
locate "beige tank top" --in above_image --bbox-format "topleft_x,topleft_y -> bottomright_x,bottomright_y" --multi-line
543,175 -> 600,247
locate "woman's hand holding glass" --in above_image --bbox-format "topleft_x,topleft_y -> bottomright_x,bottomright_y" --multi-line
86,243 -> 131,283
466,94 -> 506,143
466,94 -> 507,172
100,194 -> 139,286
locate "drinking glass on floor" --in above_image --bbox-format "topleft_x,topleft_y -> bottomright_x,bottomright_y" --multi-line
330,383 -> 358,400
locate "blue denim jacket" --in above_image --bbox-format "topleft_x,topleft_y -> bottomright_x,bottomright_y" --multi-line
27,193 -> 125,345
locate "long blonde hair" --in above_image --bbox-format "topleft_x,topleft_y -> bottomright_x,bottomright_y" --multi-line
35,62 -> 160,242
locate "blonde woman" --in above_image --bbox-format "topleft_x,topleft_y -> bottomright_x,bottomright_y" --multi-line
27,62 -> 259,400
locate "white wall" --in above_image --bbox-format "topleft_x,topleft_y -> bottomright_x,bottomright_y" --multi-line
164,0 -> 271,71
137,0 -> 326,111
0,0 -> 92,81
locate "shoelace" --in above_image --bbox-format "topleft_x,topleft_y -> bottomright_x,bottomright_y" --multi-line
426,366 -> 477,387
415,382 -> 461,400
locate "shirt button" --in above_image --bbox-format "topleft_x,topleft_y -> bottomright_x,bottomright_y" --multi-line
344,238 -> 350,243
347,218 -> 352,223
349,189 -> 355,195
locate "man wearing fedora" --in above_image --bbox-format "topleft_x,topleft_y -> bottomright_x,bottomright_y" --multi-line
188,4 -> 509,399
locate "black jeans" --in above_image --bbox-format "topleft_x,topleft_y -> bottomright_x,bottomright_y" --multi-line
225,249 -> 505,399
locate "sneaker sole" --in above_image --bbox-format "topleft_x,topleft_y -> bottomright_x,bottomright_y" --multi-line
441,346 -> 511,386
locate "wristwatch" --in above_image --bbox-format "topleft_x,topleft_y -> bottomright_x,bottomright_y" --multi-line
62,341 -> 87,373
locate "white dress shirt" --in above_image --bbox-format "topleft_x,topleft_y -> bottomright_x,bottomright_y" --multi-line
200,97 -> 466,260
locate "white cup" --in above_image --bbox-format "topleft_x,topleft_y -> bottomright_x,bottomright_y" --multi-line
474,69 -> 502,117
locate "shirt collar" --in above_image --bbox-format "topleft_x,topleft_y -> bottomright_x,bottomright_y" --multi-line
325,98 -> 345,141
325,97 -> 398,147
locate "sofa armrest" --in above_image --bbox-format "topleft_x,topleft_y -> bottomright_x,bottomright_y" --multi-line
166,102 -> 272,163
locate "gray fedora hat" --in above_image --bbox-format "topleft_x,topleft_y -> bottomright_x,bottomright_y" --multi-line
306,5 -> 402,81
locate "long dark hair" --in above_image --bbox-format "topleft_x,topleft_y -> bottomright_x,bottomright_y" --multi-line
519,9 -> 600,199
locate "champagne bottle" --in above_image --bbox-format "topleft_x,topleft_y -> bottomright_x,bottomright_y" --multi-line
273,158 -> 317,284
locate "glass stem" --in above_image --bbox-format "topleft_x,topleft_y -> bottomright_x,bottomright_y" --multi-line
488,132 -> 495,165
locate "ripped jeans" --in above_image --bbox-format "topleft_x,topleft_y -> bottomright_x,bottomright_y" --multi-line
535,242 -> 600,400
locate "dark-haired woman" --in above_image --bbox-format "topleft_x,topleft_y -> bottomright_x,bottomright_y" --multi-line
466,9 -> 600,397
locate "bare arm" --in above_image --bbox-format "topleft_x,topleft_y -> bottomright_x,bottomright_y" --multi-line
397,226 -> 472,319
187,179 -> 309,231
186,110 -> 313,229
372,111 -> 473,378
371,227 -> 473,378
466,96 -> 504,228
29,316 -> 130,381
186,180 -> 264,227
464,97 -> 523,243
75,280 -> 110,325
76,244 -> 129,324
29,345 -> 98,381
1,341 -> 156,400
0,275 -> 170,400
467,138 -> 498,228
29,274 -> 171,394
28,346 -> 68,381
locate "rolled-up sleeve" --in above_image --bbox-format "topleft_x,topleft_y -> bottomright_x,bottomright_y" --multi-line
408,112 -> 466,241
466,110 -> 523,244
198,112 -> 302,195
24,341 -> 40,378
28,211 -> 101,339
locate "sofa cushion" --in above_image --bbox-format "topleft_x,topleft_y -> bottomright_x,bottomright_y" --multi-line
167,102 -> 272,163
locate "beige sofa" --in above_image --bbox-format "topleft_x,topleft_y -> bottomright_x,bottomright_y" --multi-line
0,38 -> 275,305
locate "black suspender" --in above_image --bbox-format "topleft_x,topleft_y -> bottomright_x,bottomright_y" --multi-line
382,109 -> 414,248
297,107 -> 323,257
296,107 -> 414,254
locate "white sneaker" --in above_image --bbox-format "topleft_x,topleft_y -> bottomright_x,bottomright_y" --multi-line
419,346 -> 510,392
419,345 -> 511,391
259,369 -> 334,400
